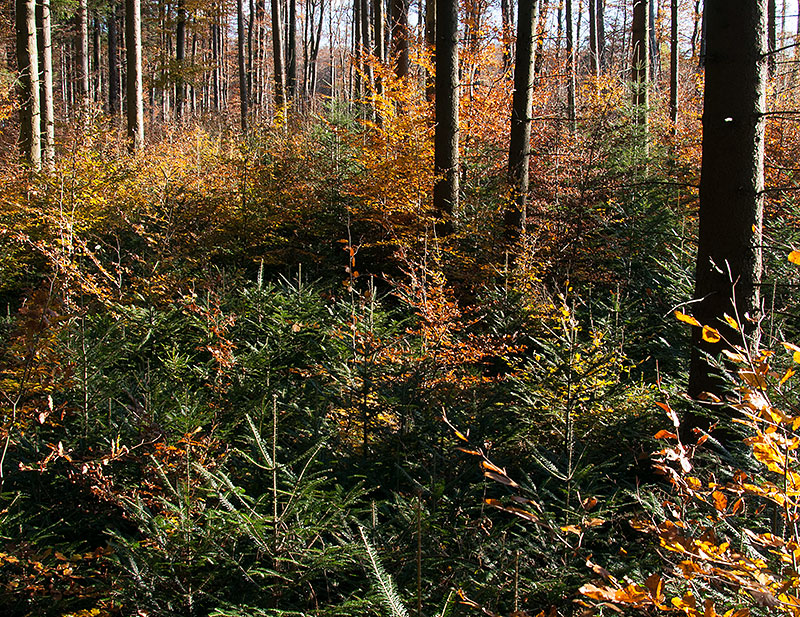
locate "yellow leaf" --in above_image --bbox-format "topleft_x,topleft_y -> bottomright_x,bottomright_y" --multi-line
702,326 -> 721,343
723,314 -> 739,331
722,349 -> 746,363
780,368 -> 795,385
675,310 -> 701,327
789,250 -> 800,265
711,490 -> 727,512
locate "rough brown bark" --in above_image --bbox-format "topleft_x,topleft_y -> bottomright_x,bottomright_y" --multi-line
688,0 -> 767,402
433,0 -> 458,233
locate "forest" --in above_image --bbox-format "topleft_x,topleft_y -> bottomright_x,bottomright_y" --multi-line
2,0 -> 800,615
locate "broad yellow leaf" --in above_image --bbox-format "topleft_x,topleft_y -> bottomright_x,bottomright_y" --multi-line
674,310 -> 701,327
723,314 -> 739,331
702,326 -> 721,343
789,250 -> 800,265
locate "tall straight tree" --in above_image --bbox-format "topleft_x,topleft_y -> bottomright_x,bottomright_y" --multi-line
391,0 -> 409,78
78,0 -> 90,122
38,0 -> 55,168
176,0 -> 186,119
669,0 -> 678,133
433,0 -> 458,233
271,0 -> 287,115
287,0 -> 297,97
108,1 -> 121,115
126,0 -> 144,151
237,0 -> 248,129
565,0 -> 576,132
506,0 -> 538,237
688,0 -> 767,400
631,0 -> 649,133
16,0 -> 41,168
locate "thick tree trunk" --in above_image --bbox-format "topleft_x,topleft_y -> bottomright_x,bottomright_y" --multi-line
506,0 -> 538,237
433,0 -> 458,233
16,0 -> 40,168
126,0 -> 144,151
38,0 -> 54,168
238,0 -> 248,129
374,0 -> 384,61
688,0 -> 767,401
391,0 -> 409,79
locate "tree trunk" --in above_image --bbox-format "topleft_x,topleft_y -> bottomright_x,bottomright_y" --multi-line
688,0 -> 767,402
589,0 -> 598,77
631,0 -> 649,132
669,0 -> 678,133
238,0 -> 248,129
565,0 -> 576,132
533,0 -> 549,86
501,0 -> 513,72
374,0 -> 384,61
287,0 -> 296,97
176,0 -> 186,119
78,0 -> 90,123
108,2 -> 120,115
126,0 -> 144,151
391,0 -> 409,79
648,0 -> 658,84
92,11 -> 101,105
38,0 -> 54,168
271,0 -> 287,114
506,0 -> 538,237
425,0 -> 435,100
16,0 -> 40,168
433,0 -> 458,233
768,0 -> 776,77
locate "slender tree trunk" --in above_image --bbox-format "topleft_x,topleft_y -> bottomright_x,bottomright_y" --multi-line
126,0 -> 144,151
768,0 -> 776,77
632,0 -> 649,133
176,0 -> 186,119
78,0 -> 90,123
374,0 -> 384,61
533,0 -> 549,86
287,0 -> 297,97
648,0 -> 658,84
433,0 -> 459,233
506,0 -> 538,237
108,2 -> 120,115
92,11 -> 101,105
669,0 -> 678,133
238,0 -> 248,129
271,0 -> 287,114
425,0 -> 436,100
38,0 -> 54,168
688,0 -> 767,403
16,0 -> 40,168
501,0 -> 513,72
565,0 -> 576,132
589,0 -> 598,76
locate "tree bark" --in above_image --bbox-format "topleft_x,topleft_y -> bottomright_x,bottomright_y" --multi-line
38,0 -> 54,168
391,0 -> 409,79
669,0 -> 678,133
16,0 -> 40,168
108,2 -> 120,116
238,0 -> 248,129
126,0 -> 144,151
425,0 -> 435,101
176,0 -> 186,119
768,0 -> 776,77
688,0 -> 767,402
78,0 -> 90,123
533,0 -> 549,86
565,0 -> 576,133
506,0 -> 538,237
632,0 -> 649,132
92,10 -> 101,105
287,0 -> 297,97
433,0 -> 459,233
271,0 -> 287,115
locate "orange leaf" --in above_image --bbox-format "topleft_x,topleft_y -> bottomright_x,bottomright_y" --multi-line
702,326 -> 721,344
711,490 -> 727,512
675,311 -> 701,327
789,250 -> 800,265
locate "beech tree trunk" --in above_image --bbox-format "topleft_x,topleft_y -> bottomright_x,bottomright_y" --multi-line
16,0 -> 40,168
433,0 -> 458,233
688,0 -> 767,401
126,0 -> 144,151
506,0 -> 538,237
287,0 -> 297,97
38,0 -> 54,168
